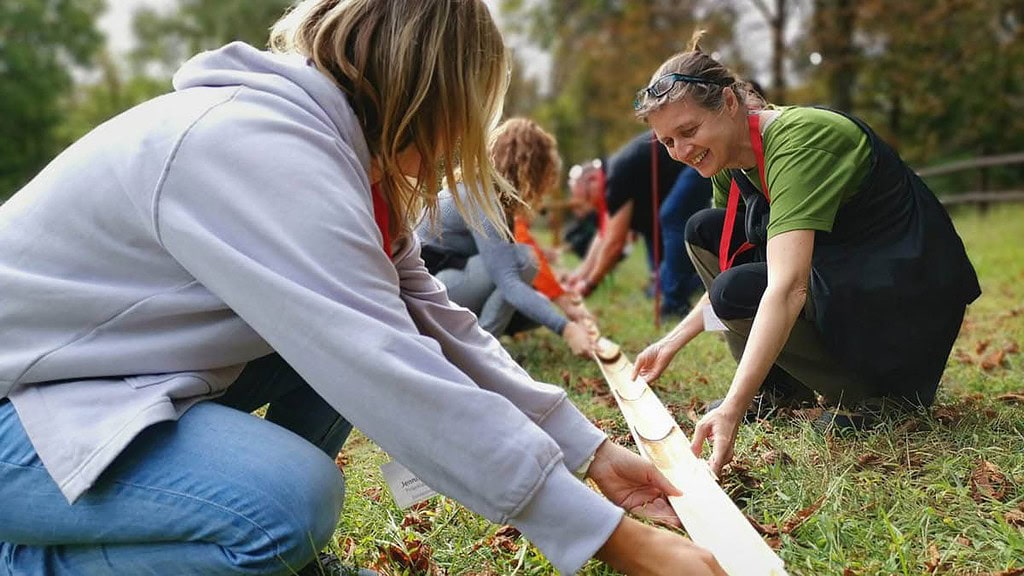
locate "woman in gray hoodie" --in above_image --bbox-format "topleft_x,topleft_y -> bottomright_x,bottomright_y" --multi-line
0,1 -> 724,575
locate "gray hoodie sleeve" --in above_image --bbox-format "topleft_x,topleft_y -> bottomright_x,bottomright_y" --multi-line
470,217 -> 569,335
154,89 -> 622,574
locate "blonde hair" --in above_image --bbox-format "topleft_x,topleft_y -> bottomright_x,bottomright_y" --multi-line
270,0 -> 512,238
635,30 -> 766,120
489,118 -> 561,211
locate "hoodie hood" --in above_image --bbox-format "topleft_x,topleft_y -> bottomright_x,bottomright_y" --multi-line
173,42 -> 371,174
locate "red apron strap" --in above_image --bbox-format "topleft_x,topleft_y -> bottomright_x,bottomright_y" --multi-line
594,168 -> 609,237
718,114 -> 769,271
719,180 -> 756,271
371,183 -> 391,256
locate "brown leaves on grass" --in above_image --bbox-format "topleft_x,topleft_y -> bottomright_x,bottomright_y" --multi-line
854,448 -> 927,475
592,417 -> 632,447
666,397 -> 702,426
489,525 -> 522,554
335,535 -> 358,562
334,452 -> 349,472
749,437 -> 793,467
787,406 -> 825,422
372,537 -> 438,575
955,339 -> 1020,371
996,390 -> 1024,404
719,460 -> 762,503
981,349 -> 1009,371
1005,503 -> 1024,528
400,502 -> 434,533
745,495 -> 826,544
931,394 -> 997,427
974,569 -> 1024,576
969,460 -> 1010,502
471,525 -> 522,555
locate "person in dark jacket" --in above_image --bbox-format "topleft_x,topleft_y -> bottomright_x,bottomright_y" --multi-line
632,31 -> 980,475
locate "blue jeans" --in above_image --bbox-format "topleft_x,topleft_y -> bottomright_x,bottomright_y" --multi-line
649,167 -> 712,313
0,354 -> 352,575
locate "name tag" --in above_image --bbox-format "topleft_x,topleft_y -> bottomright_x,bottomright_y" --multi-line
703,305 -> 729,331
380,459 -> 438,509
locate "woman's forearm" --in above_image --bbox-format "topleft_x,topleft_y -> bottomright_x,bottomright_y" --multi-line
722,285 -> 806,409
662,292 -> 710,352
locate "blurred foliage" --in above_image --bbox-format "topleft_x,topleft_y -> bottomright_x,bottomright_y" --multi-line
0,0 -> 104,198
129,0 -> 293,75
501,0 -> 739,163
503,0 -> 1024,193
2,0 -> 1023,200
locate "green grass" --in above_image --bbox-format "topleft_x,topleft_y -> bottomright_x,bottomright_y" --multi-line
332,204 -> 1024,575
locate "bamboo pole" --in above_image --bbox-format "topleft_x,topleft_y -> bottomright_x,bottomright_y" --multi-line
592,337 -> 789,576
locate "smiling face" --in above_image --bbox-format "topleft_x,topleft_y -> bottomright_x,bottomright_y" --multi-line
646,89 -> 749,178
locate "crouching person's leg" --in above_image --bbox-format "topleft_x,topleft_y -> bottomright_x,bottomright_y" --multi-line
0,399 -> 345,576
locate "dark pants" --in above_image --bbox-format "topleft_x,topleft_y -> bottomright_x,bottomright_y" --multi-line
685,208 -> 877,404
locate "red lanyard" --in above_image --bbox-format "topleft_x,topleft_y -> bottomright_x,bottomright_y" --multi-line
371,183 -> 391,255
718,114 -> 770,271
594,169 -> 609,237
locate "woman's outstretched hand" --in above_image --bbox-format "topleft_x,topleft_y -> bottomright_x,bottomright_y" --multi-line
562,321 -> 597,357
586,440 -> 680,527
690,403 -> 743,476
631,339 -> 680,384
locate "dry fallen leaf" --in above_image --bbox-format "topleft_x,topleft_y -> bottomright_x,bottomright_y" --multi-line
781,495 -> 826,534
954,349 -> 975,365
334,452 -> 349,472
996,392 -> 1024,405
976,339 -> 991,354
981,349 -> 1008,371
485,525 -> 522,554
970,460 -> 1009,502
925,542 -> 943,574
976,569 -> 1024,576
1006,504 -> 1024,528
401,508 -> 433,533
744,514 -> 779,537
761,449 -> 794,466
373,538 -> 436,575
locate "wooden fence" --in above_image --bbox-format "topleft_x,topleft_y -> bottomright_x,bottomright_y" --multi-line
917,152 -> 1024,208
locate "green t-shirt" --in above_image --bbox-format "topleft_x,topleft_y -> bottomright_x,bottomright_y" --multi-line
711,107 -> 872,239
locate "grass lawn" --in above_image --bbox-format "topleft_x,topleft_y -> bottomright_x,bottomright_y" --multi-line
331,204 -> 1024,575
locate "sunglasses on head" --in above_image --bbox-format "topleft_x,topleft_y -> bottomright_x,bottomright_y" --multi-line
634,73 -> 731,111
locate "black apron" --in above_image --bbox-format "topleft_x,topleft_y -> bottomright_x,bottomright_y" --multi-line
728,109 -> 981,404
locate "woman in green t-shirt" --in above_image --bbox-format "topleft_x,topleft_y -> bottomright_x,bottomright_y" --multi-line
631,32 -> 981,476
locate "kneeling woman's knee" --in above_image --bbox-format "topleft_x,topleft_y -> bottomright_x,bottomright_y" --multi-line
272,455 -> 346,570
684,208 -> 725,250
227,448 -> 346,574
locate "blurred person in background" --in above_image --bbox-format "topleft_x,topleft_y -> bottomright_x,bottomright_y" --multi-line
417,118 -> 596,356
567,131 -> 712,320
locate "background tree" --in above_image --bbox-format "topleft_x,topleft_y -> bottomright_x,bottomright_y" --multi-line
852,0 -> 1024,182
0,0 -> 104,199
501,0 -> 736,165
130,0 -> 293,76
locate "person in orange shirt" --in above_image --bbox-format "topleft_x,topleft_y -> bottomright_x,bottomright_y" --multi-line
418,118 -> 595,355
513,214 -> 593,328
